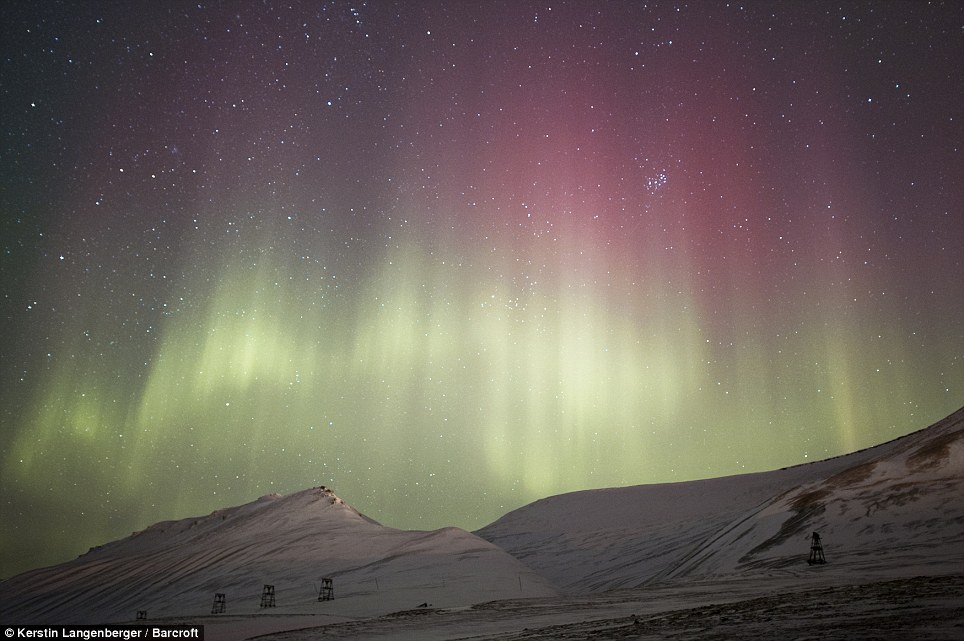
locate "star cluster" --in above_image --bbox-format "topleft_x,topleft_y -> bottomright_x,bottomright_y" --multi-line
1,1 -> 961,578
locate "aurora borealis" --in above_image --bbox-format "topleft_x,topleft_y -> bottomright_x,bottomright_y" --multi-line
1,1 -> 961,579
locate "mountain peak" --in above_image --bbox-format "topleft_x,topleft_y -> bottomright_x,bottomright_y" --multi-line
85,485 -> 377,561
1,484 -> 556,624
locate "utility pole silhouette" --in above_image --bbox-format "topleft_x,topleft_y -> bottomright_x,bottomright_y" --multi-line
318,577 -> 334,601
260,584 -> 276,608
808,531 -> 827,565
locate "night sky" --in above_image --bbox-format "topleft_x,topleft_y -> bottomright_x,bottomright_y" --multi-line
1,1 -> 961,579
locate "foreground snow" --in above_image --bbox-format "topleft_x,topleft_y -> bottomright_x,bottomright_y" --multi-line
146,571 -> 964,640
250,575 -> 964,641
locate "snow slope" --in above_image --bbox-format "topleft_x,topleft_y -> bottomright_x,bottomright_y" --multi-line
0,487 -> 557,625
253,574 -> 964,641
477,407 -> 964,591
2,408 -> 960,640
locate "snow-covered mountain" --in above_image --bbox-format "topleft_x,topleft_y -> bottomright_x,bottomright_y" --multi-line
2,408 -> 960,638
0,486 -> 557,624
476,407 -> 964,591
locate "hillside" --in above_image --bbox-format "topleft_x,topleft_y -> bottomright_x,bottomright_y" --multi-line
0,486 -> 557,625
476,407 -> 964,591
2,408 -> 960,640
